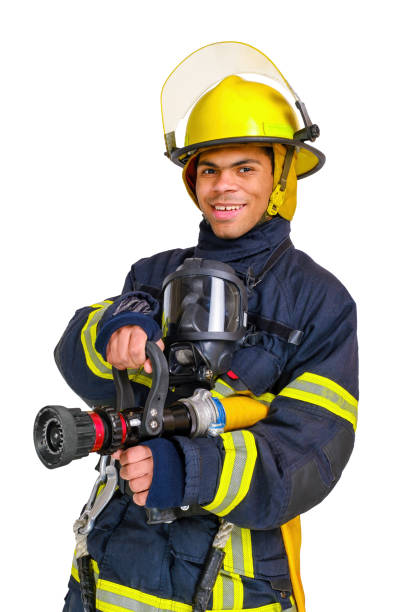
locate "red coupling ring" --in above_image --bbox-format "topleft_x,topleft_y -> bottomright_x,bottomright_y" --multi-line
90,412 -> 105,452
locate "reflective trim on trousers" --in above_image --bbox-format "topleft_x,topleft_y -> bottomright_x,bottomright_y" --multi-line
224,526 -> 254,579
71,563 -> 296,612
95,578 -> 294,612
212,570 -> 244,610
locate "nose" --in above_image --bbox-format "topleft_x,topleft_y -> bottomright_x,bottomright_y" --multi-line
212,169 -> 238,193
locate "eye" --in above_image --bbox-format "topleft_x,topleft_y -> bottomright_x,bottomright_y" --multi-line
239,166 -> 253,173
201,168 -> 216,175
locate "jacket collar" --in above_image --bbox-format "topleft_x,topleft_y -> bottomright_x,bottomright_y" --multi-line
194,216 -> 291,276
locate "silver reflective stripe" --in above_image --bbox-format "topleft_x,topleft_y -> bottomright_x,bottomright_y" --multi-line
95,578 -> 290,612
95,582 -> 191,612
212,570 -> 243,610
97,589 -> 157,612
213,379 -> 235,397
224,527 -> 254,579
221,572 -> 235,609
203,431 -> 257,516
288,379 -> 357,421
230,526 -> 245,575
211,431 -> 247,515
254,398 -> 272,408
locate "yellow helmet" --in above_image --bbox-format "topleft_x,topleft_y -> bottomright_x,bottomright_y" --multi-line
161,42 -> 325,221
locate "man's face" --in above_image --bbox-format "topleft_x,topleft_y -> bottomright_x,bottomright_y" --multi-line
195,145 -> 274,240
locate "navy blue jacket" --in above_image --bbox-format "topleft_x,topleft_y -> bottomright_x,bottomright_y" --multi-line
58,217 -> 358,612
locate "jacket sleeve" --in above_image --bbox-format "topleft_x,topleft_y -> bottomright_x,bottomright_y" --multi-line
54,272 -> 161,405
173,281 -> 358,530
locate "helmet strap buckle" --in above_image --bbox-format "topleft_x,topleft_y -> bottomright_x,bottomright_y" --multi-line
267,146 -> 295,216
267,187 -> 285,216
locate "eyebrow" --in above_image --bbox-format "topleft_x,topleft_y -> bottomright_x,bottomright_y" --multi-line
197,158 -> 262,168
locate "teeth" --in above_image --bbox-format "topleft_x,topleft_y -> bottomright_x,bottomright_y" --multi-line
214,205 -> 242,211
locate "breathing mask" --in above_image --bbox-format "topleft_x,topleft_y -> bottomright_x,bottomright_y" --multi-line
162,258 -> 247,385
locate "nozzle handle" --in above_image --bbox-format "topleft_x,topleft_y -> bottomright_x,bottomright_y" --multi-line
141,341 -> 169,437
112,341 -> 168,438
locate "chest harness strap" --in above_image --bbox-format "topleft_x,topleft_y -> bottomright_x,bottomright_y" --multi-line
245,236 -> 293,292
243,237 -> 304,346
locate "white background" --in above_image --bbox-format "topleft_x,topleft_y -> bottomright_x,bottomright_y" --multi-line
1,1 -> 406,610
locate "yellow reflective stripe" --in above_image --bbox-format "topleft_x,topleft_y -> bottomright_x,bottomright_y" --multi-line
249,392 -> 275,406
203,432 -> 236,512
224,570 -> 243,610
213,380 -> 275,406
213,378 -> 236,398
72,560 -> 290,612
71,563 -> 79,583
223,526 -> 254,579
128,371 -> 152,388
231,572 -> 244,610
219,432 -> 257,517
96,579 -> 191,612
279,372 -> 358,431
223,535 -> 233,571
91,301 -> 112,309
93,576 -> 288,612
241,529 -> 254,579
203,431 -> 257,516
80,301 -> 113,379
212,573 -> 224,609
211,389 -> 227,400
71,557 -> 99,583
80,300 -> 153,387
212,570 -> 243,610
300,372 -> 357,407
212,376 -> 275,408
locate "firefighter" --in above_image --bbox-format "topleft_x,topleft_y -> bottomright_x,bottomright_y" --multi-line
58,42 -> 358,612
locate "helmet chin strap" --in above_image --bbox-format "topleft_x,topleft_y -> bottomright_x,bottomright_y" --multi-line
266,146 -> 295,217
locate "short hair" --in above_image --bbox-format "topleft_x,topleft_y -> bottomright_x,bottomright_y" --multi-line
262,146 -> 275,175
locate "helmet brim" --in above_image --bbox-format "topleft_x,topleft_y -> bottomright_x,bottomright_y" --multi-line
169,136 -> 325,179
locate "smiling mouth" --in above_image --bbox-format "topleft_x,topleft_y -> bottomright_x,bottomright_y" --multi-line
209,203 -> 246,221
212,204 -> 245,211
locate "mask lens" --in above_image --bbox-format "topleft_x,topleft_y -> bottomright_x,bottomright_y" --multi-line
163,276 -> 241,337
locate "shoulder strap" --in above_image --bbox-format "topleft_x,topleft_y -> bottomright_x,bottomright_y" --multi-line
244,237 -> 303,345
246,237 -> 293,291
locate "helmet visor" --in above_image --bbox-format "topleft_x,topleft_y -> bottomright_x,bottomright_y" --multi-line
161,41 -> 298,149
163,275 -> 242,340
